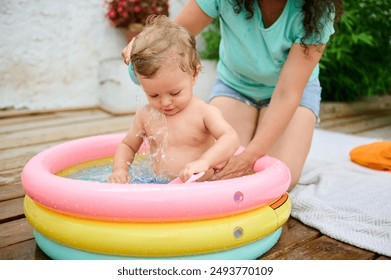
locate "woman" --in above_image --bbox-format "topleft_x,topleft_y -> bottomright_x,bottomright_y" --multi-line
122,0 -> 343,190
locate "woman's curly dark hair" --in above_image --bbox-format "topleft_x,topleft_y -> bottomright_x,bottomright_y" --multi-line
229,0 -> 343,50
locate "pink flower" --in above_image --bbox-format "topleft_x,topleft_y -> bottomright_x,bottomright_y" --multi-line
104,0 -> 170,28
108,10 -> 116,19
133,6 -> 141,13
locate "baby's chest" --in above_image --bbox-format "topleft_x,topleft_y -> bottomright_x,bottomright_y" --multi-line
145,121 -> 209,147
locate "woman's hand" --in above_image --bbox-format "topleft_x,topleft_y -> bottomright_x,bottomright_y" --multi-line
210,153 -> 256,181
121,37 -> 136,65
179,159 -> 210,183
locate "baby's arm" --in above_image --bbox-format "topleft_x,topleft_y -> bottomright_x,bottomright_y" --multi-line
108,142 -> 136,184
108,112 -> 145,184
179,105 -> 240,182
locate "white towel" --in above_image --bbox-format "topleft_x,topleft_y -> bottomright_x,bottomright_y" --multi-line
290,129 -> 391,257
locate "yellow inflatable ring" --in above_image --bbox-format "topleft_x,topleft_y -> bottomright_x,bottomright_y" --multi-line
24,194 -> 290,257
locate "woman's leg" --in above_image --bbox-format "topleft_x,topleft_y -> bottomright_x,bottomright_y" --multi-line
210,96 -> 258,146
258,106 -> 316,190
211,96 -> 316,190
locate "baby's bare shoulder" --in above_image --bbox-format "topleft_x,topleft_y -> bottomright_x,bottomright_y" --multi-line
192,97 -> 220,114
199,101 -> 223,118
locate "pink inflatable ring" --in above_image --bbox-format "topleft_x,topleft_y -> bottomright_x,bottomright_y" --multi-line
22,133 -> 291,222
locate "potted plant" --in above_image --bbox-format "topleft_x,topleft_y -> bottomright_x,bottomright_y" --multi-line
104,0 -> 170,41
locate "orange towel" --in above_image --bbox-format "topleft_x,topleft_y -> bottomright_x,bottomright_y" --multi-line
349,141 -> 391,172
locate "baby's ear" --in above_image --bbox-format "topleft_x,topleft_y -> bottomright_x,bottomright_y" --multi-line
192,64 -> 202,83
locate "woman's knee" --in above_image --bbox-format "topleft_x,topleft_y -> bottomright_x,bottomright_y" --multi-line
288,171 -> 301,191
210,97 -> 258,146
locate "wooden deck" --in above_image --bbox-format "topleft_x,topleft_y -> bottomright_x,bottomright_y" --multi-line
1,95 -> 390,260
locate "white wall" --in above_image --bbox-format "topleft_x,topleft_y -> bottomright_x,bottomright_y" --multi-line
1,0 -> 118,110
0,0 -> 215,113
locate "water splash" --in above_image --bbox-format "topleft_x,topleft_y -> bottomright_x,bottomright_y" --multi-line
142,108 -> 176,179
66,108 -> 174,184
66,153 -> 169,184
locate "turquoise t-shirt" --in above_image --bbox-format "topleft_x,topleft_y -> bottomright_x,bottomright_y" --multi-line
196,0 -> 335,100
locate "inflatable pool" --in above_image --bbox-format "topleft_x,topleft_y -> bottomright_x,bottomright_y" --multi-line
22,133 -> 291,259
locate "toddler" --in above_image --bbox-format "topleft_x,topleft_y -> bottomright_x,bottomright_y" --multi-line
108,16 -> 240,184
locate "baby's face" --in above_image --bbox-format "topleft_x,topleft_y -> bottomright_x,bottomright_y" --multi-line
138,63 -> 198,116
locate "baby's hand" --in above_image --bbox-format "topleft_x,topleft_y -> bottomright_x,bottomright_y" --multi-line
179,159 -> 209,183
108,169 -> 130,184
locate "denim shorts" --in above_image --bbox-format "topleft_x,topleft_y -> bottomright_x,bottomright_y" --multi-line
209,77 -> 322,124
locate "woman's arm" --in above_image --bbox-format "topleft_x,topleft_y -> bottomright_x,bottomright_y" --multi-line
173,0 -> 214,36
212,43 -> 326,180
244,43 -> 326,160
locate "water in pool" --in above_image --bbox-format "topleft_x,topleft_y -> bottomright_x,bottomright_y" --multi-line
65,153 -> 170,184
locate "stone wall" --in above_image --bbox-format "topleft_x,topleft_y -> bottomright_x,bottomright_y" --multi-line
0,0 -> 215,113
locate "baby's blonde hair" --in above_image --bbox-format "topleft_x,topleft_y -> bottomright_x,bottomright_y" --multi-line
131,15 -> 201,78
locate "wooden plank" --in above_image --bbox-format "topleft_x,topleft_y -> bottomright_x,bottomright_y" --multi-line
260,218 -> 320,259
0,106 -> 100,119
0,117 -> 131,171
0,169 -> 24,204
0,183 -> 25,202
0,168 -> 21,186
0,219 -> 33,249
0,142 -> 67,171
319,112 -> 391,134
320,95 -> 391,117
0,197 -> 24,222
0,109 -> 108,125
270,235 -> 376,260
0,113 -> 57,127
0,239 -> 49,260
0,110 -> 111,134
376,256 -> 391,260
320,109 -> 390,123
0,115 -> 133,150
